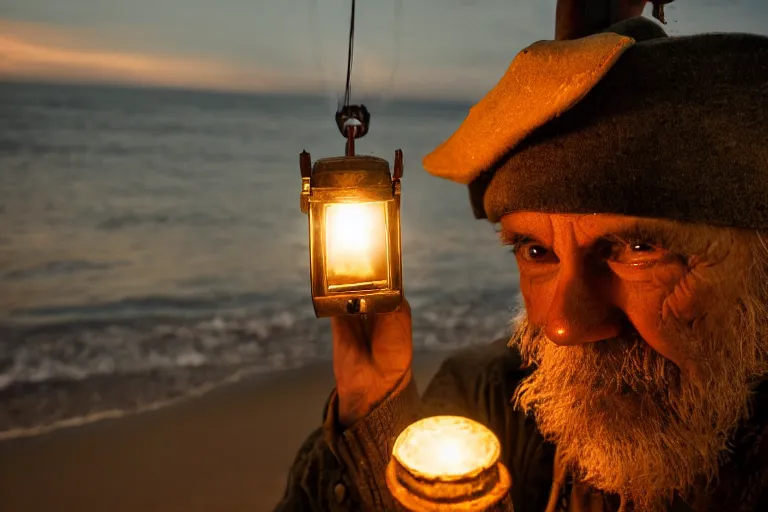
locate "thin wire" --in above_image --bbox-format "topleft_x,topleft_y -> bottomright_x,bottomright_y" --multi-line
342,0 -> 356,108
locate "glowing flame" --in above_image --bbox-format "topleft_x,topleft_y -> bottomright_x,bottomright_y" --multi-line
327,203 -> 374,252
324,202 -> 387,286
392,416 -> 501,481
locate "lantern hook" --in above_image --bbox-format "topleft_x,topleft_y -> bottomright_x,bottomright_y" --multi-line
334,0 -> 370,156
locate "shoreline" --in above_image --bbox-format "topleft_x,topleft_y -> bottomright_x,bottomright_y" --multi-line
0,365 -> 282,443
0,350 -> 448,512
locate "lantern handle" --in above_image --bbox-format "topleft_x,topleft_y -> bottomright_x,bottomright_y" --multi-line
334,0 -> 371,155
393,149 -> 403,181
299,150 -> 312,214
336,105 -> 370,141
393,149 -> 403,200
300,150 -> 312,178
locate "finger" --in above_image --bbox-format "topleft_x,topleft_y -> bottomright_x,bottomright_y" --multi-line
371,298 -> 411,341
371,299 -> 412,363
332,299 -> 411,356
359,313 -> 376,341
331,314 -> 368,353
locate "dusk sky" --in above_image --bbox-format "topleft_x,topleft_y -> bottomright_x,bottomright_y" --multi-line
2,0 -> 768,100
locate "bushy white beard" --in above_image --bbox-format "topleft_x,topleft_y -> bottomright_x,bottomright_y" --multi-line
509,298 -> 768,511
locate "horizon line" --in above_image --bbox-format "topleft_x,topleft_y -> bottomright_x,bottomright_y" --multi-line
0,77 -> 479,107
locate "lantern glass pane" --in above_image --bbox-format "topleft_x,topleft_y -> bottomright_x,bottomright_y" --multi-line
324,201 -> 389,291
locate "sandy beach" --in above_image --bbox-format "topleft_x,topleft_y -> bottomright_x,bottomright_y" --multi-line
0,351 -> 447,512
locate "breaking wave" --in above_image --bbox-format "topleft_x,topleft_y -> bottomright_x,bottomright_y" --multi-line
0,288 -> 518,440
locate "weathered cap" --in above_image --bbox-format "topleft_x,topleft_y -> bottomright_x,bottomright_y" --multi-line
422,17 -> 768,230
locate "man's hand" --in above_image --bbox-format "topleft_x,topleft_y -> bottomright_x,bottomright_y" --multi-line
331,300 -> 413,427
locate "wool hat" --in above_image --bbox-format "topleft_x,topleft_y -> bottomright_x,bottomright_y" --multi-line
422,17 -> 768,230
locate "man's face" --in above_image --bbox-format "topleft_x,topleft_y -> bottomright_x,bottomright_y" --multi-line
500,212 -> 768,509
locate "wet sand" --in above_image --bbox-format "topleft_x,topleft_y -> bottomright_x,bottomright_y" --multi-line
0,352 -> 447,512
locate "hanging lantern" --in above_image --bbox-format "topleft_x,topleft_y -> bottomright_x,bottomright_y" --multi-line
386,416 -> 512,512
299,106 -> 404,317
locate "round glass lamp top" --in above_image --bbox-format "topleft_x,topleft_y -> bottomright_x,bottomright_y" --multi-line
392,416 -> 502,481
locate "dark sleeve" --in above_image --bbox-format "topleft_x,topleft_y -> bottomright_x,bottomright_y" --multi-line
274,339 -> 533,511
272,428 -> 323,512
273,371 -> 420,511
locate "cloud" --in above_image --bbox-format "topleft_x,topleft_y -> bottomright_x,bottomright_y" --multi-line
0,17 -> 490,100
0,19 -> 291,93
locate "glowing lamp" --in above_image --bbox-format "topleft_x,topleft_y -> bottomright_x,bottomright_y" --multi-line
386,416 -> 512,511
299,148 -> 404,317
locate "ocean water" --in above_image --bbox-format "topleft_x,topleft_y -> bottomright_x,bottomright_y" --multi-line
0,82 -> 520,439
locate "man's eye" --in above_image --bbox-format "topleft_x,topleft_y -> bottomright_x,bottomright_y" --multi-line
612,241 -> 663,266
630,243 -> 655,253
526,245 -> 549,260
512,243 -> 552,262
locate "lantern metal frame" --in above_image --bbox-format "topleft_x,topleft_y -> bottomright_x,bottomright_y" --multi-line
300,150 -> 404,318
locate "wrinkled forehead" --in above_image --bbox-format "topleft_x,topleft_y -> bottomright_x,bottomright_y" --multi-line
501,212 -> 647,237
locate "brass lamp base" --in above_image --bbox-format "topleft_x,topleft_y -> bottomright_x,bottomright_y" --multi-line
385,456 -> 512,512
312,290 -> 402,317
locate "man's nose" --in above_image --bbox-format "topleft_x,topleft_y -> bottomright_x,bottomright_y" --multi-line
544,261 -> 623,345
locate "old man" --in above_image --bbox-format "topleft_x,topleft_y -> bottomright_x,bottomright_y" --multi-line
276,1 -> 768,510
